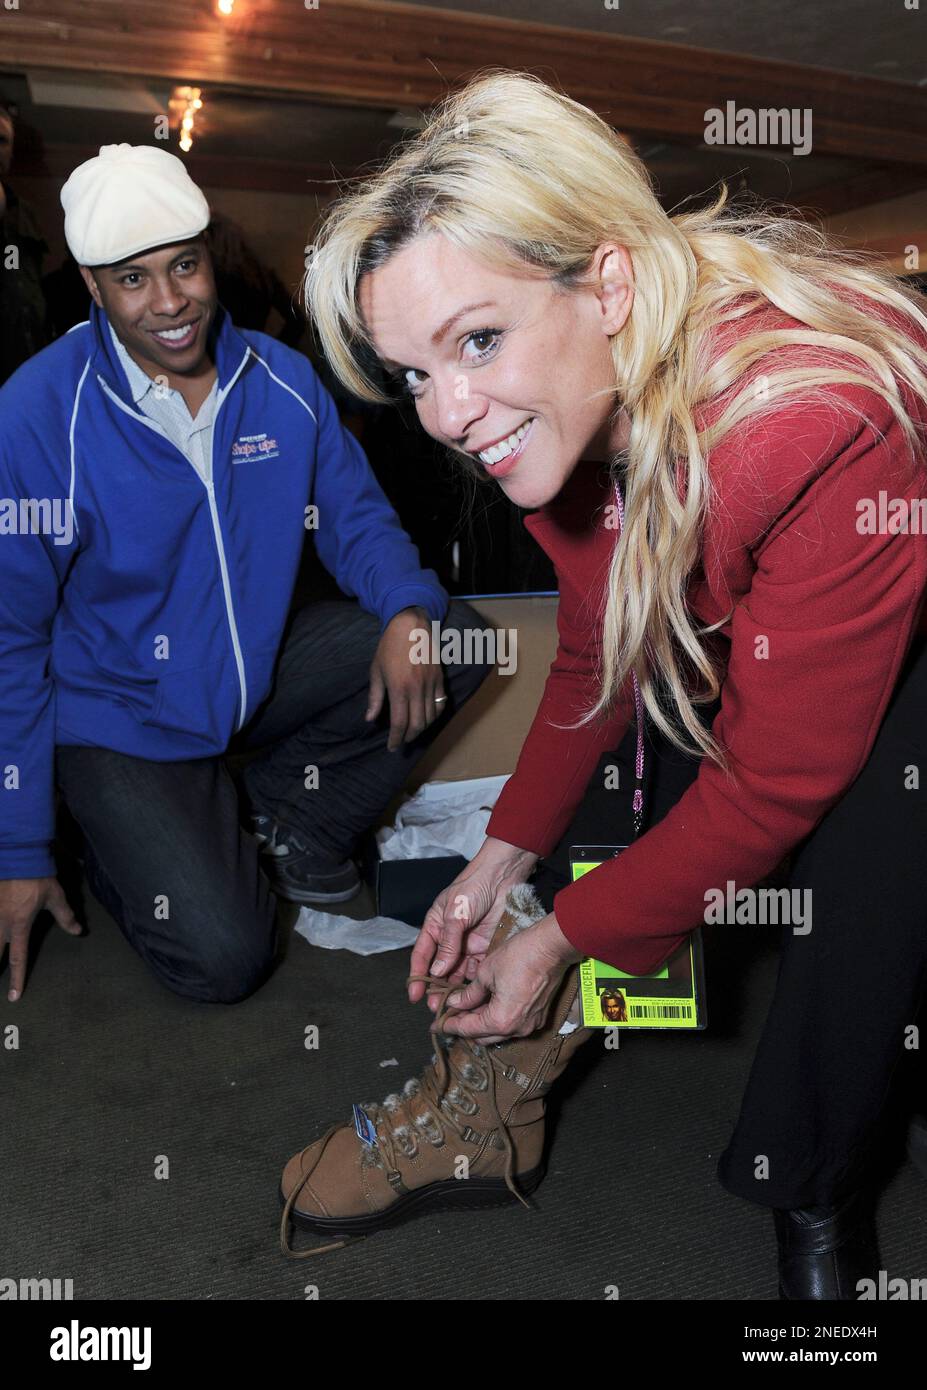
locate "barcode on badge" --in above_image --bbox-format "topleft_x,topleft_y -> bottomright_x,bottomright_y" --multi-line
628,1003 -> 695,1020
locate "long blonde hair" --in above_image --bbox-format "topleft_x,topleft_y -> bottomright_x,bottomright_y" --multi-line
302,69 -> 927,771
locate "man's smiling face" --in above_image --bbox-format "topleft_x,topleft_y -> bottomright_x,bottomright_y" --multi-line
80,237 -> 217,380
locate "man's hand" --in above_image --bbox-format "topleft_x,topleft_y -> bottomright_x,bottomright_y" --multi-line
366,606 -> 447,752
0,877 -> 82,1001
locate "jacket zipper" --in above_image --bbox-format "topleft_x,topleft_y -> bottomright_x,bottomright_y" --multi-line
206,351 -> 251,731
98,353 -> 252,732
203,474 -> 248,731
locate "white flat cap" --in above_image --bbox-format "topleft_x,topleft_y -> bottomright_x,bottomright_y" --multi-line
60,143 -> 211,267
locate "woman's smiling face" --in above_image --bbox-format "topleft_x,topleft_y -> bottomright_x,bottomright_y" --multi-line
358,233 -> 633,509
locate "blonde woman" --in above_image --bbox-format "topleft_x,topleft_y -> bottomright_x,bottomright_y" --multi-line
280,71 -> 927,1298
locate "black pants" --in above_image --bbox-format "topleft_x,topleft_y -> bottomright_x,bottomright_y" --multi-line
533,631 -> 927,1209
54,598 -> 492,1004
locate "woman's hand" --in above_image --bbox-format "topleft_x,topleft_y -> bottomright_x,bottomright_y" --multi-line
408,836 -> 540,1005
437,911 -> 583,1045
367,605 -> 446,752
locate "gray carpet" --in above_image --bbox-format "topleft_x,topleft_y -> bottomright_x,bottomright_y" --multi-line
2,874 -> 925,1301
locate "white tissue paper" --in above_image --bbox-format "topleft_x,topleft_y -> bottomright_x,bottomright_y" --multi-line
375,774 -> 510,862
294,774 -> 510,955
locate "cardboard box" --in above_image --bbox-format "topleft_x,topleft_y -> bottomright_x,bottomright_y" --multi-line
388,593 -> 558,793
369,594 -> 558,922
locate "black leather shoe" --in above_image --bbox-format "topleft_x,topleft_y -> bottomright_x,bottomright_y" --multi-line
774,1188 -> 880,1300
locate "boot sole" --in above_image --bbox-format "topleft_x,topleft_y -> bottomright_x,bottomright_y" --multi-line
280,1164 -> 546,1240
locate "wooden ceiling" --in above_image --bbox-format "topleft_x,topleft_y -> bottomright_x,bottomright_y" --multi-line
2,0 -> 925,269
3,0 -> 925,165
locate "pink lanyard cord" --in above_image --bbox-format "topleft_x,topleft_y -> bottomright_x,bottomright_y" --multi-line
612,479 -> 645,838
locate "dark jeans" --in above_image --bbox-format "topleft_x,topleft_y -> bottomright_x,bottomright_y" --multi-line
54,598 -> 493,1004
533,631 -> 927,1210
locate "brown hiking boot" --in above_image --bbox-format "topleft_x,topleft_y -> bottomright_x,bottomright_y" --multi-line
279,883 -> 594,1257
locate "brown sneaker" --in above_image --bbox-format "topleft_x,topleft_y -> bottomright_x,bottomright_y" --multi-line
279,883 -> 593,1257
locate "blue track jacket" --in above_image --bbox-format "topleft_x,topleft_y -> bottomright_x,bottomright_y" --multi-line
0,301 -> 448,879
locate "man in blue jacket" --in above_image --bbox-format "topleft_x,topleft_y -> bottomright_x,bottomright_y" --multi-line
0,144 -> 493,1005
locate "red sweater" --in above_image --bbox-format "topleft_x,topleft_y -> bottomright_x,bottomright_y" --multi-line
486,301 -> 927,974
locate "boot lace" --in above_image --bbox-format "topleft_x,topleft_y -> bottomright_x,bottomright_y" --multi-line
280,973 -> 529,1259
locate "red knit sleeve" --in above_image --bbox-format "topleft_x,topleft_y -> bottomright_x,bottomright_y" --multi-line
553,383 -> 927,973
485,545 -> 635,856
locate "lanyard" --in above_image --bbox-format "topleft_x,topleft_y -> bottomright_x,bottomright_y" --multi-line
612,478 -> 646,838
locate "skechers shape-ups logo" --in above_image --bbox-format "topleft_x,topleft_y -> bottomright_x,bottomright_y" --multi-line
232,432 -> 280,463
